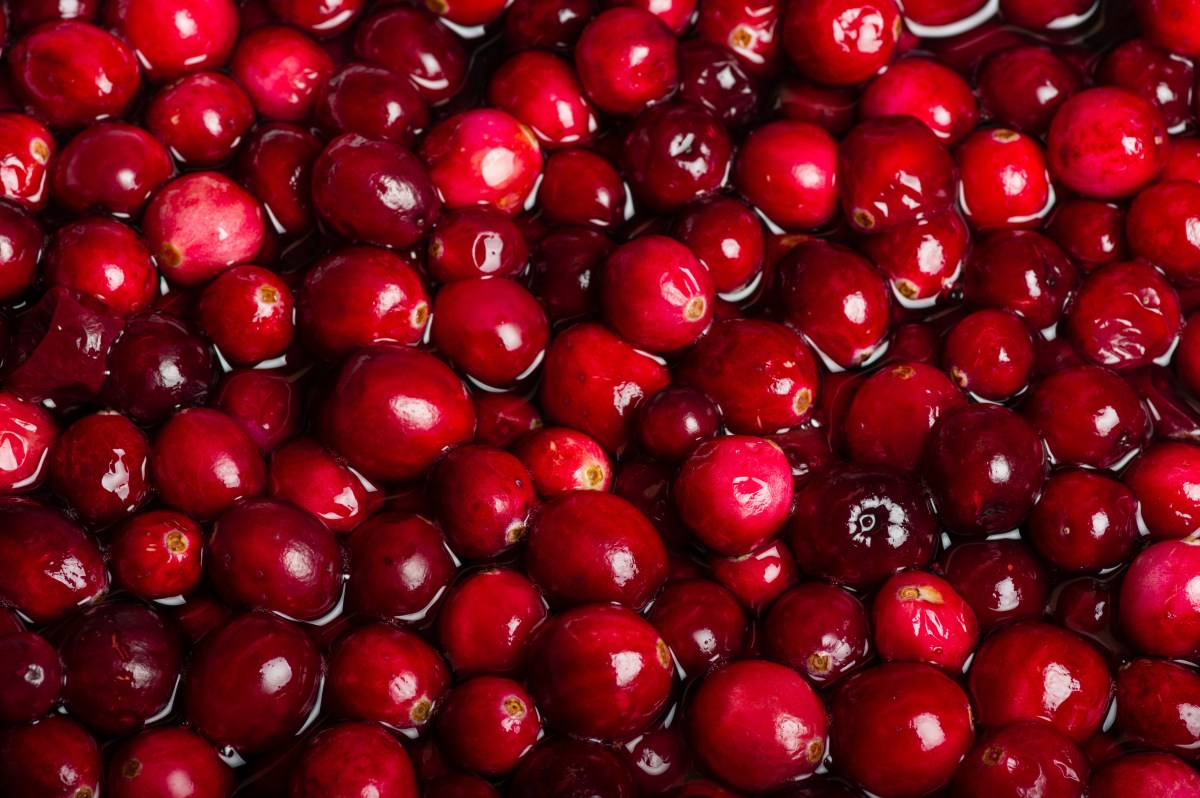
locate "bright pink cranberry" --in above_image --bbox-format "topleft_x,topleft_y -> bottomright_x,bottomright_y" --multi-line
345,512 -> 456,622
184,612 -> 322,753
678,319 -> 819,434
428,445 -> 535,559
0,499 -> 107,623
763,582 -> 871,685
473,391 -> 542,449
107,726 -> 234,798
488,51 -> 598,150
268,436 -> 381,534
320,344 -> 475,482
1136,0 -> 1200,56
431,278 -> 549,388
939,539 -> 1049,631
950,721 -> 1089,798
236,122 -> 322,238
941,310 -> 1035,400
678,39 -> 762,126
1046,199 -> 1125,270
957,128 -> 1053,231
9,21 -> 139,129
511,425 -> 612,496
1065,260 -> 1182,370
290,722 -> 416,798
145,72 -> 254,167
860,57 -> 977,143
0,632 -> 61,725
1090,753 -> 1200,798
103,312 -> 215,424
229,25 -> 333,122
978,46 -> 1083,135
689,661 -> 827,792
151,408 -> 266,521
353,6 -> 468,104
1027,469 -> 1139,572
783,0 -> 899,85
1024,365 -> 1150,468
428,207 -> 529,282
1127,179 -> 1200,285
197,265 -> 293,365
509,739 -> 637,798
647,579 -> 746,678
51,122 -> 173,219
963,231 -> 1078,330
327,622 -> 450,734
0,113 -> 53,211
315,62 -> 427,148
1123,442 -> 1200,541
873,571 -> 978,673
574,8 -> 678,115
47,412 -> 150,527
673,196 -> 764,294
420,110 -> 543,216
105,0 -> 239,82
108,510 -> 204,600
839,116 -> 956,232
527,603 -> 672,741
436,677 -> 541,777
600,236 -> 713,352
845,363 -> 967,471
436,568 -> 548,677
269,0 -> 365,37
213,368 -> 302,454
621,103 -> 732,213
1047,87 -> 1168,199
538,149 -> 626,229
831,662 -> 976,797
708,538 -> 800,613
44,217 -> 156,316
733,121 -> 838,230
1115,657 -> 1200,757
0,716 -> 101,798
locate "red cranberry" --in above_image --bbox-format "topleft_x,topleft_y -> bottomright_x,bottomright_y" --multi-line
957,128 -> 1053,231
44,217 -> 156,317
431,277 -> 549,388
939,538 -> 1050,631
435,677 -> 540,777
782,0 -> 900,86
229,25 -> 332,122
269,0 -> 364,37
733,120 -> 838,230
1164,136 -> 1200,181
1025,365 -> 1150,468
428,207 -> 529,282
315,62 -> 427,148
964,231 -> 1079,331
1124,442 -> 1200,541
950,721 -> 1089,798
1120,534 -> 1200,658
0,715 -> 101,798
488,51 -> 598,151
695,0 -> 784,79
527,603 -> 673,741
429,445 -> 536,559
614,457 -> 692,551
473,391 -> 542,449
1028,469 -> 1140,573
860,57 -> 977,143
9,1 -> 101,32
51,122 -> 173,219
538,149 -> 626,230
1045,199 -> 1125,271
420,110 -> 542,216
151,408 -> 266,521
503,0 -> 595,50
436,568 -> 548,677
845,363 -> 967,471
0,393 -> 55,496
0,632 -> 62,725
617,720 -> 688,795
104,312 -> 216,425
106,726 -> 234,798
858,209 -> 968,307
1136,0 -> 1200,56
1127,179 -> 1200,286
708,538 -> 799,613
873,571 -> 978,673
353,6 -> 468,105
510,425 -> 612,496
1089,753 -> 1200,798
311,134 -> 441,250
0,112 -> 53,211
236,122 -> 322,238
636,385 -> 720,463
689,660 -> 828,791
509,739 -> 637,798
105,0 -> 239,82
1047,87 -> 1168,199
213,368 -> 301,454
0,499 -> 107,623
57,602 -> 182,735
290,722 -> 416,798
600,236 -> 713,352
145,72 -> 254,167
268,436 -> 380,534
109,510 -> 204,600
941,310 -> 1035,400
647,578 -> 746,678
1066,260 -> 1182,370
678,39 -> 762,127
0,204 -> 41,304
621,103 -> 732,213
763,582 -> 871,685
574,8 -> 678,115
527,226 -> 612,323
345,513 -> 456,622
185,612 -> 322,753
48,412 -> 150,527
775,77 -> 857,135
831,662 -> 976,797
673,196 -> 764,295
327,622 -> 451,734
1098,38 -> 1195,132
197,265 -> 294,365
1000,0 -> 1094,27
1114,657 -> 1200,758
9,21 -> 139,130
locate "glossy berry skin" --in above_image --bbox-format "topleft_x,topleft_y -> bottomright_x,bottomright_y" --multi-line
488,51 -> 598,150
763,582 -> 871,685
106,726 -> 235,798
791,464 -> 938,589
290,723 -> 417,798
269,0 -> 365,38
268,436 -> 380,534
57,602 -> 182,735
44,216 -> 156,317
104,0 -> 239,82
473,392 -> 542,450
673,196 -> 764,294
1027,470 -> 1139,572
145,72 -> 253,168
977,46 -> 1082,136
528,226 -> 612,324
950,721 -> 1088,798
688,660 -> 828,792
1115,657 -> 1200,757
0,113 -> 54,211
1123,442 -> 1200,541
840,116 -> 956,232
429,445 -> 536,560
208,499 -> 342,620
782,0 -> 900,86
1098,38 -> 1195,132
538,149 -> 626,229
316,63 -> 427,148
777,240 -> 891,368
858,209 -> 969,307
1065,261 -> 1182,370
51,122 -> 173,219
0,500 -> 107,623
312,134 -> 441,250
353,6 -> 467,104
420,110 -> 543,216
428,207 -> 529,282
0,715 -> 101,798
1025,366 -> 1150,469
509,739 -> 637,798
574,8 -> 678,116
345,513 -> 455,622
48,412 -> 151,527
957,129 -> 1053,231
969,621 -> 1113,742
1090,753 -> 1200,798
236,123 -> 322,238
678,320 -> 819,435
327,623 -> 451,734
860,57 -> 978,143
103,313 -> 215,426
436,568 -> 549,678
198,265 -> 294,365
942,310 -> 1035,401
510,426 -> 612,497
1046,199 -> 1126,270
9,0 -> 101,32
1047,88 -> 1168,200
621,103 -> 732,213
184,612 -> 322,754
151,408 -> 266,521
673,435 -> 794,556
920,404 -> 1047,536
637,385 -> 720,463
648,579 -> 747,678
1119,536 -> 1200,658
9,21 -> 140,130
1127,180 -> 1200,285
1136,0 -> 1200,54
229,25 -> 333,122
432,278 -> 549,388
0,204 -> 42,304
527,603 -> 673,741
939,539 -> 1050,631
108,510 -> 205,600
963,231 -> 1078,331
831,662 -> 976,798
212,369 -> 301,455
733,121 -> 838,231
436,677 -> 541,777
320,344 -> 475,483
0,632 -> 62,725
873,571 -> 978,674
601,236 -> 713,353
678,39 -> 761,127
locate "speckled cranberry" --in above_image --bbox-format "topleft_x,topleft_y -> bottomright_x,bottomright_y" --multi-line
51,122 -> 173,219
345,513 -> 455,622
574,8 -> 678,115
1046,199 -> 1126,270
151,408 -> 265,520
0,499 -> 107,623
353,5 -> 467,104
0,715 -> 101,798
873,571 -> 978,674
963,231 -> 1078,331
860,57 -> 977,143
106,726 -> 234,798
764,582 -> 871,685
733,120 -> 838,231
105,0 -> 239,82
436,568 -> 548,678
1127,179 -> 1200,285
0,632 -> 62,725
1066,260 -> 1182,370
950,721 -> 1089,798
1124,442 -> 1200,540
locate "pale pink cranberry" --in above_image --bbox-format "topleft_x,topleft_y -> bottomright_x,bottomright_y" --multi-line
859,57 -> 978,143
957,128 -> 1053,231
229,25 -> 334,122
487,51 -> 598,150
269,436 -> 381,535
733,120 -> 838,230
510,426 -> 612,497
872,571 -> 978,673
574,8 -> 679,115
104,0 -> 240,82
0,113 -> 54,210
783,0 -> 900,85
420,110 -> 543,216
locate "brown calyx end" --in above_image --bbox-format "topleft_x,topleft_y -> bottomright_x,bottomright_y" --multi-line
505,521 -> 527,544
425,0 -> 449,13
982,745 -> 1005,766
806,739 -> 825,764
730,26 -> 753,49
992,128 -> 1021,143
892,364 -> 916,380
808,651 -> 831,674
75,789 -> 94,798
31,138 -> 50,165
504,696 -> 527,718
429,239 -> 444,260
412,303 -> 430,328
410,697 -> 433,724
258,284 -> 279,305
949,366 -> 968,388
656,639 -> 672,669
684,296 -> 707,322
121,758 -> 143,779
793,388 -> 813,415
852,208 -> 875,230
896,279 -> 919,299
898,585 -> 922,601
165,529 -> 188,553
159,242 -> 183,268
583,463 -> 605,489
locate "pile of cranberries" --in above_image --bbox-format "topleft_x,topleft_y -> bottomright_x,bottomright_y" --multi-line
1,0 -> 1200,796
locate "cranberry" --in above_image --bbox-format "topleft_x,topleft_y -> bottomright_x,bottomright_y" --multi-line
108,510 -> 204,600
695,0 -> 783,79
775,77 -> 857,135
44,217 -> 156,317
782,0 -> 900,86
1113,657 -> 1200,758
858,209 -> 968,307
151,407 -> 265,520
1124,442 -> 1200,541
672,197 -> 764,295
0,204 -> 41,304
0,716 -> 101,798
353,5 -> 467,104
527,226 -> 611,323
1045,199 -> 1126,270
473,391 -> 542,449
1120,534 -> 1200,658
431,277 -> 549,388
315,63 -> 427,148
845,363 -> 967,471
678,40 -> 761,127
9,1 -> 101,32
939,538 -> 1051,631
213,368 -> 301,454
873,570 -> 978,673
1164,136 -> 1200,181
957,129 -> 1053,231
0,113 -> 53,211
268,436 -> 379,533
269,0 -> 364,38
1089,753 -> 1200,798
510,425 -> 613,496
708,538 -> 799,613
963,231 -> 1078,331
733,120 -> 838,231
436,568 -> 548,677
538,150 -> 626,230
636,385 -> 720,463
860,57 -> 978,143
831,662 -> 976,797
145,72 -> 253,167
435,677 -> 540,777
0,632 -> 62,725
574,8 -> 678,115
345,512 -> 456,622
105,0 -> 238,82
51,122 -> 173,219
428,445 -> 535,559
940,310 -> 1035,401
1027,469 -> 1139,573
290,722 -> 416,798
1127,180 -> 1200,286
950,721 -> 1089,798
428,207 -> 529,282
236,123 -> 322,238
104,312 -> 216,425
1098,39 -> 1195,132
0,499 -> 107,623
509,739 -> 637,798
763,582 -> 871,685
1065,260 -> 1182,370
487,51 -> 598,151
503,0 -> 594,50
197,265 -> 294,365
600,236 -> 713,352
229,25 -> 332,122
1036,366 -> 1150,471
47,412 -> 150,527
646,578 -> 746,678
1136,0 -> 1200,56
621,103 -> 732,213
420,110 -> 542,216
0,395 -> 53,496
106,726 -> 235,798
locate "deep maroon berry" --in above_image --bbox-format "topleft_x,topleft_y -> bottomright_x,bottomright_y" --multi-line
316,62 -> 427,148
105,0 -> 239,82
213,368 -> 301,454
345,513 -> 456,622
106,726 -> 235,798
873,571 -> 978,673
636,385 -> 720,463
1027,469 -> 1139,572
1066,260 -> 1182,370
939,538 -> 1050,631
104,312 -> 215,424
621,103 -> 732,213
436,568 -> 548,677
1114,657 -> 1200,757
432,277 -> 549,388
236,122 -> 322,238
858,209 -> 969,307
48,412 -> 150,527
1090,753 -> 1200,798
488,51 -> 598,151
860,57 -> 978,143
1127,179 -> 1200,285
503,0 -> 595,50
9,0 -> 101,32
0,716 -> 101,798
1024,366 -> 1150,468
51,123 -> 173,219
775,76 -> 858,135
647,578 -> 746,678
763,582 -> 871,685
538,149 -> 626,229
964,231 -> 1078,331
290,723 -> 417,798
509,739 -> 637,798
528,226 -> 612,323
151,408 -> 265,520
109,510 -> 204,600
229,25 -> 333,122
733,121 -> 838,230
429,445 -> 536,559
1124,442 -> 1200,540
145,72 -> 254,167
353,5 -> 468,104
1098,38 -> 1195,132
510,425 -> 612,496
950,722 -> 1089,798
1047,199 -> 1126,270
428,207 -> 529,282
0,632 -> 62,725
574,8 -> 678,115
782,0 -> 900,85
436,677 -> 541,777
978,46 -> 1082,135
845,363 -> 967,471
678,39 -> 761,127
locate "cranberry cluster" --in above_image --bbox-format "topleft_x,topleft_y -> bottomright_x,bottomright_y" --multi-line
0,0 -> 1199,796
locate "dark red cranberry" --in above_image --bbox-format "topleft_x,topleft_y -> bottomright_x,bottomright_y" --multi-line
436,568 -> 548,677
616,720 -> 688,795
941,310 -> 1035,401
1127,180 -> 1200,286
1114,657 -> 1200,757
428,445 -> 535,560
229,25 -> 332,122
213,368 -> 301,454
1046,199 -> 1126,270
510,739 -> 637,798
707,538 -> 799,613
0,632 -> 62,724
184,612 -> 322,753
109,510 -> 204,600
614,457 -> 692,551
574,8 -> 678,115
432,277 -> 549,388
528,226 -> 612,323
428,207 -> 529,282
1089,753 -> 1200,798
420,110 -> 542,216
236,123 -> 322,238
9,0 -> 102,32
1124,442 -> 1200,540
774,76 -> 857,135
151,408 -> 266,521
327,622 -> 450,734
858,209 -> 968,307
845,363 -> 967,471
424,771 -> 499,798
839,115 -> 956,232
873,571 -> 978,673
673,196 -> 764,295
435,677 -> 540,777
1000,0 -> 1094,26
44,217 -> 156,317
268,436 -> 381,534
104,312 -> 216,425
0,204 -> 41,304
51,122 -> 173,219
473,391 -> 542,449
969,621 -> 1113,742
939,538 -> 1051,631
106,726 -> 235,798
763,582 -> 871,685
167,591 -> 231,645
1024,366 -> 1150,468
689,660 -> 827,791
1027,469 -> 1139,573
510,425 -> 612,496
315,62 -> 427,148
733,120 -> 838,230
0,499 -> 107,623
105,0 -> 239,82
311,134 -> 441,250
647,578 -> 746,678
678,39 -> 761,127
963,231 -> 1078,331
831,662 -> 976,797
488,51 -> 598,151
782,0 -> 899,85
527,603 -> 673,741
9,21 -> 139,130
57,602 -> 182,735
1066,260 -> 1182,370
504,0 -> 596,51
859,57 -> 978,143
621,103 -> 732,213
957,129 -> 1053,231
145,72 -> 254,167
695,0 -> 784,79
197,265 -> 293,365
538,149 -> 626,230
1098,38 -> 1195,132
345,512 -> 455,622
0,715 -> 101,798
353,5 -> 468,104
48,412 -> 150,527
0,113 -> 53,211
636,385 -> 720,463
950,721 -> 1088,798
601,236 -> 714,353
290,722 -> 417,798
1120,535 -> 1200,658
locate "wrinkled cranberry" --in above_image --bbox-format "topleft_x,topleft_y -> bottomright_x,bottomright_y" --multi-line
763,582 -> 871,685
